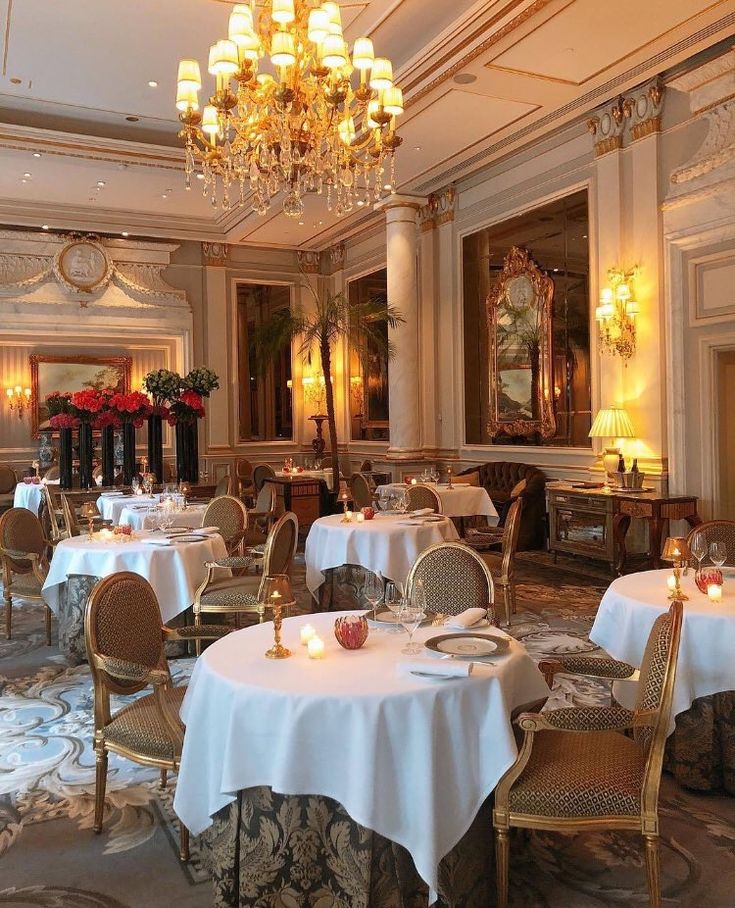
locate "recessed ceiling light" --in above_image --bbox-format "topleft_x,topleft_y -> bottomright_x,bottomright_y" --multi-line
23,172 -> 31,178
121,231 -> 129,237
298,221 -> 304,226
161,194 -> 168,199
96,180 -> 106,187
414,146 -> 421,151
453,72 -> 477,85
148,80 -> 158,88
582,234 -> 588,239
32,152 -> 41,158
196,172 -> 204,180
21,178 -> 28,184
125,116 -> 139,122
41,224 -> 49,230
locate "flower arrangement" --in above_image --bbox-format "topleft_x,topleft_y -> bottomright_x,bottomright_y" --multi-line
46,391 -> 80,429
108,391 -> 154,428
143,368 -> 182,407
168,389 -> 205,425
182,367 -> 219,398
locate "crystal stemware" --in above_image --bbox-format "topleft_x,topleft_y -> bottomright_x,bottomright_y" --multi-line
399,604 -> 426,655
363,570 -> 384,617
709,541 -> 727,568
691,532 -> 706,571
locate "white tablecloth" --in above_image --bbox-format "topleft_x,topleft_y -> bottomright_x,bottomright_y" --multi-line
174,611 -> 549,896
43,531 -> 227,623
275,469 -> 336,491
118,503 -> 207,532
590,569 -> 735,733
97,494 -> 159,524
13,481 -> 57,514
304,513 -> 459,595
376,483 -> 498,521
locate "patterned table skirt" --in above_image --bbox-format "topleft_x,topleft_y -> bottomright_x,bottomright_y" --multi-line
316,565 -> 374,612
200,786 -> 493,908
665,690 -> 735,794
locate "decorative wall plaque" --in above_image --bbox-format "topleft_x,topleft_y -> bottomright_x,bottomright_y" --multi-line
53,240 -> 113,293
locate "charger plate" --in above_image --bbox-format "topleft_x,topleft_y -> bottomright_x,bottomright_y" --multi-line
368,609 -> 436,627
424,632 -> 510,658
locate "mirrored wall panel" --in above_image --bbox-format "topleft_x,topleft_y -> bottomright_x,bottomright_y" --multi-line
348,268 -> 390,442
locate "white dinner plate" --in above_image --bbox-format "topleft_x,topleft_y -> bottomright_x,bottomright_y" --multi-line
368,609 -> 436,627
424,632 -> 510,658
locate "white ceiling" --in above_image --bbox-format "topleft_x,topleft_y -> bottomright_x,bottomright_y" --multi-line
0,0 -> 733,248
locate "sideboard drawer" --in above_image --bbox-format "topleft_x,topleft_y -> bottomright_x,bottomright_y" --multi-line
549,492 -> 612,514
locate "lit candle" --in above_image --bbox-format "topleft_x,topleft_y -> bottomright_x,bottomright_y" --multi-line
411,478 -> 417,485
345,510 -> 353,521
307,635 -> 325,659
135,487 -> 143,496
667,575 -> 677,592
99,528 -> 114,541
707,583 -> 722,603
356,512 -> 365,523
300,623 -> 316,645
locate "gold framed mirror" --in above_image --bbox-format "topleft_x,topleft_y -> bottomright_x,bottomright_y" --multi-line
486,246 -> 556,440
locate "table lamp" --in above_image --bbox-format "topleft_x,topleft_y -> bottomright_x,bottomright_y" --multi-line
588,406 -> 635,485
662,536 -> 690,601
79,501 -> 98,536
261,574 -> 295,659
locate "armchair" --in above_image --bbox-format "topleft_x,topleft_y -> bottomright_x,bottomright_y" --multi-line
0,507 -> 52,643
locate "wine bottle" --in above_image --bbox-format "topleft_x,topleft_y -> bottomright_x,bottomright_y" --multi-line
631,458 -> 640,474
617,454 -> 626,473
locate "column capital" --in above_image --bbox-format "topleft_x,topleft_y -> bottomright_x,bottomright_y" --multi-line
374,193 -> 428,215
202,241 -> 228,267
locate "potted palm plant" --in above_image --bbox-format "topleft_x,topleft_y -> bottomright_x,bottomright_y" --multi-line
253,277 -> 403,493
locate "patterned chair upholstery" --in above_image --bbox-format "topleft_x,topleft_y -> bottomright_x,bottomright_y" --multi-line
405,541 -> 495,620
253,463 -> 276,493
202,495 -> 248,554
0,507 -> 52,643
405,485 -> 442,513
458,461 -> 546,550
192,511 -> 299,653
493,600 -> 683,908
84,571 -> 230,860
686,520 -> 735,567
350,473 -> 374,510
0,464 -> 16,514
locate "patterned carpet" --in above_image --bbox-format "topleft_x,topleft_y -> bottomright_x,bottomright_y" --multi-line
2,554 -> 735,907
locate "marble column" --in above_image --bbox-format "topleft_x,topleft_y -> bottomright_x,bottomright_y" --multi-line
375,194 -> 427,461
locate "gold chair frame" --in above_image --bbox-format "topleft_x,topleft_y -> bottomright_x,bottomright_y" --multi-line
0,507 -> 52,643
404,484 -> 443,513
405,540 -> 495,620
478,497 -> 523,626
685,519 -> 735,567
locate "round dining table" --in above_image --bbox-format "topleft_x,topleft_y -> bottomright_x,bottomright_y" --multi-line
376,482 -> 498,521
42,529 -> 227,664
304,512 -> 459,603
13,480 -> 57,515
590,568 -> 735,791
117,502 -> 208,531
96,492 -> 159,524
174,610 -> 549,906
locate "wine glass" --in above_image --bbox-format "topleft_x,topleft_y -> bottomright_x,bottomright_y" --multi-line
363,571 -> 384,620
396,489 -> 409,514
709,541 -> 727,568
411,577 -> 428,615
399,603 -> 426,655
131,476 -> 140,495
691,532 -> 707,572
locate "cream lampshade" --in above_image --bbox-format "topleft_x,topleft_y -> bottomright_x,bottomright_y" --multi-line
589,406 -> 635,483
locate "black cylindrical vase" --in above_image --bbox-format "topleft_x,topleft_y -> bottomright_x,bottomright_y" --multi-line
189,421 -> 199,484
122,422 -> 136,485
147,413 -> 163,485
175,421 -> 189,483
59,428 -> 73,490
78,423 -> 94,489
101,425 -> 115,487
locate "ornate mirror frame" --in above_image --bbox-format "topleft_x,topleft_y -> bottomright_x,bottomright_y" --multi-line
486,246 -> 556,440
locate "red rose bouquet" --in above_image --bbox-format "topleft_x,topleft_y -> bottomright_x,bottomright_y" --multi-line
46,391 -> 80,430
168,389 -> 205,425
71,388 -> 106,422
109,391 -> 154,428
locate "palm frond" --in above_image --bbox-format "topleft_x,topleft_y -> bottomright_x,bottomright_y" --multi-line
250,309 -> 306,374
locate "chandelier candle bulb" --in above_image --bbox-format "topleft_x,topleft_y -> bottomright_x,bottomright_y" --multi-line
177,59 -> 202,91
352,37 -> 374,70
271,0 -> 295,25
300,623 -> 316,646
307,635 -> 325,659
308,8 -> 329,43
370,58 -> 393,90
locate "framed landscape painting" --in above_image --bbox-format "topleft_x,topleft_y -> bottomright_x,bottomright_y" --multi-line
30,354 -> 131,438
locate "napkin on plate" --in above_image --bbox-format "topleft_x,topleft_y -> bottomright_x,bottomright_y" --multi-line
196,526 -> 221,535
397,658 -> 472,679
443,607 -> 488,629
410,508 -> 435,517
140,536 -> 174,546
100,491 -> 125,497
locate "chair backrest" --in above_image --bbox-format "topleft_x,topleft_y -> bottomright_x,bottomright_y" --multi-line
0,507 -> 46,573
61,493 -> 81,537
405,541 -> 495,618
635,601 -> 683,815
360,459 -> 372,472
203,494 -> 248,552
0,465 -> 16,494
236,457 -> 253,481
253,463 -> 276,492
44,465 -> 60,481
92,465 -> 103,480
509,478 -> 528,500
405,484 -> 442,513
262,511 -> 299,576
215,474 -> 232,497
350,473 -> 373,510
254,482 -> 277,516
43,484 -> 65,542
499,497 -> 523,583
85,572 -> 166,711
686,520 -> 735,567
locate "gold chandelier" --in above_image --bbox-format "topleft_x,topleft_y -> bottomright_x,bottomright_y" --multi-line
175,1 -> 404,219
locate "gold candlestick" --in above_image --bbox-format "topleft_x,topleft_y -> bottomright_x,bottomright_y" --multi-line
262,575 -> 294,659
447,466 -> 453,490
662,536 -> 690,601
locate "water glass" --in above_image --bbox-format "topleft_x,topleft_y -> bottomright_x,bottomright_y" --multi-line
399,605 -> 426,655
691,532 -> 706,569
363,571 -> 384,617
709,541 -> 727,568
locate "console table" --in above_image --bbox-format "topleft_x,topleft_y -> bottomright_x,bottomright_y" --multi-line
548,485 -> 700,574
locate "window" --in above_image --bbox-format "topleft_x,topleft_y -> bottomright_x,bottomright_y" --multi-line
236,282 -> 293,441
348,269 -> 390,442
463,190 -> 591,446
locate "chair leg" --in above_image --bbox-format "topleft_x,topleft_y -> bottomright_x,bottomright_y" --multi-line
194,611 -> 202,657
44,605 -> 52,646
503,585 -> 512,627
93,740 -> 108,834
495,827 -> 510,908
4,591 -> 11,640
179,822 -> 190,862
159,768 -> 168,790
510,581 -> 517,616
643,834 -> 661,908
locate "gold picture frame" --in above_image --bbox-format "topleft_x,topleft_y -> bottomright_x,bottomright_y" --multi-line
30,354 -> 132,438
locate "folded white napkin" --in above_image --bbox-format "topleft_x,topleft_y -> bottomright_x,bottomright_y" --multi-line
43,479 -> 60,486
140,536 -> 173,546
443,607 -> 488,629
410,508 -> 435,517
397,658 -> 473,679
197,526 -> 220,535
100,491 -> 125,497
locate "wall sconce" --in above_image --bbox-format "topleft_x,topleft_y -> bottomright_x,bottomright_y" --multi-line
6,385 -> 32,418
596,267 -> 638,360
302,374 -> 327,415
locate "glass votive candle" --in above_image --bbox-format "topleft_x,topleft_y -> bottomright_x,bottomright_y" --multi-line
355,512 -> 365,523
300,623 -> 316,645
667,575 -> 677,592
411,478 -> 417,485
707,583 -> 723,603
307,636 -> 325,659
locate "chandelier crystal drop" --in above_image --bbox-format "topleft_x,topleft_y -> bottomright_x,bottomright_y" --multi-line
175,1 -> 404,219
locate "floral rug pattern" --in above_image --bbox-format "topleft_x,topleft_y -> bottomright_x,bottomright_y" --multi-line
1,557 -> 734,907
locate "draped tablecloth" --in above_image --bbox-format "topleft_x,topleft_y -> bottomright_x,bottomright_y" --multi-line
13,480 -> 58,515
97,493 -> 159,524
304,513 -> 459,597
175,611 -> 549,900
276,469 -> 336,491
118,503 -> 207,531
591,569 -> 735,792
376,482 -> 498,521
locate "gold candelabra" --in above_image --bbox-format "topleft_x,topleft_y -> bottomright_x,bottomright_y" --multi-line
262,574 -> 295,659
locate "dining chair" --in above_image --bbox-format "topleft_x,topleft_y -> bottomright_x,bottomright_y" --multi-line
405,484 -> 442,513
43,483 -> 68,546
253,463 -> 276,493
350,473 -> 373,510
243,482 -> 278,550
202,495 -> 248,554
235,457 -> 255,501
359,459 -> 372,472
61,493 -> 82,537
405,541 -> 495,620
192,511 -> 299,653
84,571 -> 231,860
44,465 -> 60,481
0,465 -> 17,513
493,600 -> 683,908
477,498 -> 524,626
685,520 -> 735,566
0,507 -> 52,643
214,474 -> 233,497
